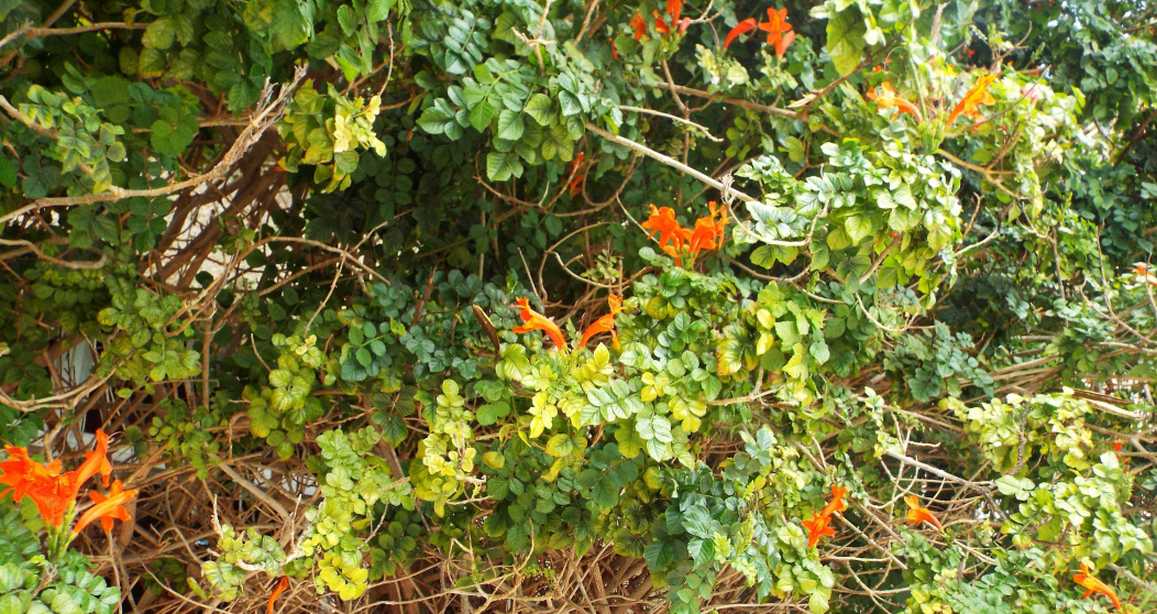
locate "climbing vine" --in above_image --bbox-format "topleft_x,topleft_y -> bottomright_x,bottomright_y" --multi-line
1,0 -> 1154,612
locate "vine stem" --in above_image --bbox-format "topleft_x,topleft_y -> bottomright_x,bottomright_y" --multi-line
618,104 -> 723,142
0,22 -> 148,52
884,450 -> 993,488
0,66 -> 306,226
584,123 -> 757,205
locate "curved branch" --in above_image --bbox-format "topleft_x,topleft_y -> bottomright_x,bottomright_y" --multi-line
0,66 -> 306,226
584,123 -> 758,205
0,21 -> 148,52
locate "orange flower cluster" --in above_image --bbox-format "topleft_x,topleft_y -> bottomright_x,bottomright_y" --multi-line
865,82 -> 921,119
947,73 -> 997,125
513,297 -> 568,350
801,484 -> 847,549
904,495 -> 942,530
513,294 -> 624,352
632,0 -> 690,41
723,7 -> 796,58
864,73 -> 998,129
577,295 -> 623,349
1073,563 -> 1122,611
0,430 -> 137,534
641,202 -> 728,266
1134,262 -> 1157,285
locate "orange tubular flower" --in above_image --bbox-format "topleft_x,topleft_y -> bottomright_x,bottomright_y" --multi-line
665,0 -> 690,34
905,495 -> 943,530
267,576 -> 290,614
1111,441 -> 1131,465
801,484 -> 846,549
0,447 -> 72,526
723,18 -> 758,49
687,201 -> 729,258
72,429 -> 112,490
758,7 -> 796,58
513,297 -> 568,350
642,203 -> 728,265
802,512 -> 835,548
1,429 -> 115,528
642,205 -> 691,264
1134,262 -> 1156,284
73,479 -> 138,535
866,83 -> 921,119
567,152 -> 586,196
821,484 -> 848,516
948,73 -> 997,125
630,12 -> 647,41
652,10 -> 671,35
641,205 -> 684,246
578,295 -> 623,349
1073,563 -> 1122,611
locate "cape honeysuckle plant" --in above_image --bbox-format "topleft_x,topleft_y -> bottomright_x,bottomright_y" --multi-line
0,0 -> 1154,612
0,431 -> 137,613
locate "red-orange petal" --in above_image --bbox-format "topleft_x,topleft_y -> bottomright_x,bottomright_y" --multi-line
723,18 -> 758,49
1073,564 -> 1123,611
267,576 -> 290,614
653,10 -> 670,34
70,429 -> 112,497
630,12 -> 647,41
72,480 -> 138,535
904,495 -> 942,530
0,447 -> 75,527
802,513 -> 835,548
948,74 -> 997,125
775,29 -> 796,59
823,484 -> 848,516
513,298 -> 569,350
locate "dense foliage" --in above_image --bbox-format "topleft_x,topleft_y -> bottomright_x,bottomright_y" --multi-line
1,0 -> 1155,611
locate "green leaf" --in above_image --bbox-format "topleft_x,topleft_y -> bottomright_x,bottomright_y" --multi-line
681,505 -> 716,539
524,93 -> 554,127
826,9 -> 867,77
476,402 -> 510,426
558,91 -> 582,117
809,340 -> 830,364
636,412 -> 672,443
486,150 -> 523,182
496,109 -> 525,140
844,214 -> 872,244
336,5 -> 357,34
995,475 -> 1035,501
150,116 -> 198,157
784,344 -> 808,380
0,157 -> 16,189
143,18 -> 176,50
825,228 -> 851,250
544,434 -> 573,457
809,589 -> 831,614
367,0 -> 395,21
417,101 -> 453,135
468,99 -> 496,132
